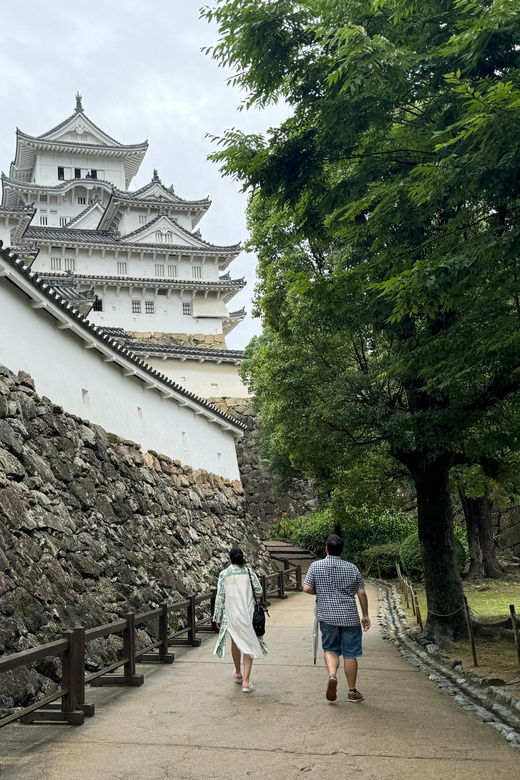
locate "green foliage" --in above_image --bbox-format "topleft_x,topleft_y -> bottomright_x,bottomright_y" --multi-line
361,542 -> 403,578
203,0 -> 520,628
339,506 -> 417,566
401,532 -> 468,582
288,509 -> 336,557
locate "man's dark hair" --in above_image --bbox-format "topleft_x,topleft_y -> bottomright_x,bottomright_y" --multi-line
326,534 -> 344,556
230,547 -> 245,565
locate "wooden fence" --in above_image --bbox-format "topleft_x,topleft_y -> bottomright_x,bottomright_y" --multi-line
0,564 -> 302,730
395,562 -> 520,668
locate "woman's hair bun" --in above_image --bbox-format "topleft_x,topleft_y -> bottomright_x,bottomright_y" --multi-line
230,547 -> 245,565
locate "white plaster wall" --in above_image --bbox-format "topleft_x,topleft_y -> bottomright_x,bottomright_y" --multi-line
147,357 -> 251,398
34,152 -> 126,189
86,287 -> 225,335
0,275 -> 241,480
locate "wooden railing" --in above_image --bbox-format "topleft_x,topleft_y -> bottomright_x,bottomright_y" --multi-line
0,566 -> 303,732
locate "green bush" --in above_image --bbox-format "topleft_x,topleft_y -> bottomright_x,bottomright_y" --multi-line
289,509 -> 336,557
400,532 -> 468,581
340,506 -> 417,566
361,542 -> 402,578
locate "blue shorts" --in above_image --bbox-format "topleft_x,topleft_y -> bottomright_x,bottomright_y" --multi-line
320,622 -> 362,659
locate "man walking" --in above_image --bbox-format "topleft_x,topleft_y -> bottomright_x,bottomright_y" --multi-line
303,534 -> 370,702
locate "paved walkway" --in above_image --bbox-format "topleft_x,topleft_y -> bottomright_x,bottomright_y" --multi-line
0,585 -> 518,779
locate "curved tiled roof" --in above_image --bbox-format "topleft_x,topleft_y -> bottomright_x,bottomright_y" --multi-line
24,225 -> 240,254
17,129 -> 149,154
128,342 -> 245,361
0,242 -> 246,432
40,271 -> 246,290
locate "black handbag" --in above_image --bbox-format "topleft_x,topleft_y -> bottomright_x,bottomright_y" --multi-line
247,568 -> 269,637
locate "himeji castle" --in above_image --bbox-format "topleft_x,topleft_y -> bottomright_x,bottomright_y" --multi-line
0,95 -> 249,397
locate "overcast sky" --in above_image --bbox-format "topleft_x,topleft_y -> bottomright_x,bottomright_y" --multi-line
0,1 -> 289,349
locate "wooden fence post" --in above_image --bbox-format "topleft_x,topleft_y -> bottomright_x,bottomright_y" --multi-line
278,569 -> 287,599
261,574 -> 269,606
61,628 -> 86,725
159,602 -> 174,663
464,595 -> 478,667
296,564 -> 303,591
414,595 -> 424,632
187,596 -> 201,646
210,590 -> 219,632
510,605 -> 520,666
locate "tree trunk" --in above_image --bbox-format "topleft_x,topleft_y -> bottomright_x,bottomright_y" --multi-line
459,489 -> 483,580
411,459 -> 466,641
459,491 -> 503,579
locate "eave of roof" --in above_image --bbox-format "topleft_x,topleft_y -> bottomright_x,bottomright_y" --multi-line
0,242 -> 246,434
23,225 -> 240,254
128,342 -> 246,363
41,271 -> 246,291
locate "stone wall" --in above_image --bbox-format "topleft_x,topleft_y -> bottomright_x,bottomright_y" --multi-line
127,331 -> 227,349
0,364 -> 272,716
495,506 -> 520,556
211,398 -> 319,537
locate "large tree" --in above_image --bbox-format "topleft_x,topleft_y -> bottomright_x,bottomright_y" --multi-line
204,0 -> 520,640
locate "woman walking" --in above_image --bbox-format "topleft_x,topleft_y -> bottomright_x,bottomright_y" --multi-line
213,547 -> 267,692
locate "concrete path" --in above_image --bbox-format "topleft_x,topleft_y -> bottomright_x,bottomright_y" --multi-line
0,584 -> 518,779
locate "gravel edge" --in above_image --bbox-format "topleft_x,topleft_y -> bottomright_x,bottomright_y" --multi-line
376,581 -> 520,752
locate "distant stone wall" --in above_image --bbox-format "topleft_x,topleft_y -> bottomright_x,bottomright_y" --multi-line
0,365 -> 272,716
495,507 -> 520,556
211,398 -> 319,537
127,331 -> 227,349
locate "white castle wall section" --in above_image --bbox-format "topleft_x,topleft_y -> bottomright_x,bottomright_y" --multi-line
34,151 -> 126,189
146,357 -> 252,399
0,273 -> 241,480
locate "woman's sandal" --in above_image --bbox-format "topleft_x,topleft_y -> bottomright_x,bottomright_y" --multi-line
326,673 -> 337,702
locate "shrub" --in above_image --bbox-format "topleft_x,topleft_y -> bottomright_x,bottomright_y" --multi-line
361,542 -> 402,578
289,509 -> 336,557
271,515 -> 297,539
340,506 -> 417,566
400,532 -> 468,581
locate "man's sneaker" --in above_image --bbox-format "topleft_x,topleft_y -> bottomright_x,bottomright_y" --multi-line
233,670 -> 243,684
348,689 -> 364,703
326,674 -> 337,702
242,683 -> 254,693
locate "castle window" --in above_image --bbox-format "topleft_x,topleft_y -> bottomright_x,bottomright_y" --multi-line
40,216 -> 48,226
78,197 -> 86,205
182,302 -> 191,316
90,170 -> 97,180
192,266 -> 202,279
64,258 -> 75,272
57,167 -> 65,180
82,388 -> 90,407
139,215 -> 147,224
168,264 -> 177,278
155,264 -> 165,277
39,194 -> 48,202
145,301 -> 154,314
50,257 -> 61,271
132,300 -> 141,313
158,289 -> 167,296
117,262 -> 127,275
211,383 -> 220,391
155,231 -> 163,243
59,217 -> 68,227
75,168 -> 81,179
93,298 -> 103,311
165,232 -> 173,243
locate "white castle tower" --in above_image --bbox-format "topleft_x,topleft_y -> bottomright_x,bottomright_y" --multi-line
0,95 -> 249,397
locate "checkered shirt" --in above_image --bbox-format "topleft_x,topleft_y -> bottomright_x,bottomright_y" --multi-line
304,556 -> 365,626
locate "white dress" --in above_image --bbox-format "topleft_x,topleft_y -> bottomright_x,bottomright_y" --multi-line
213,564 -> 268,659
